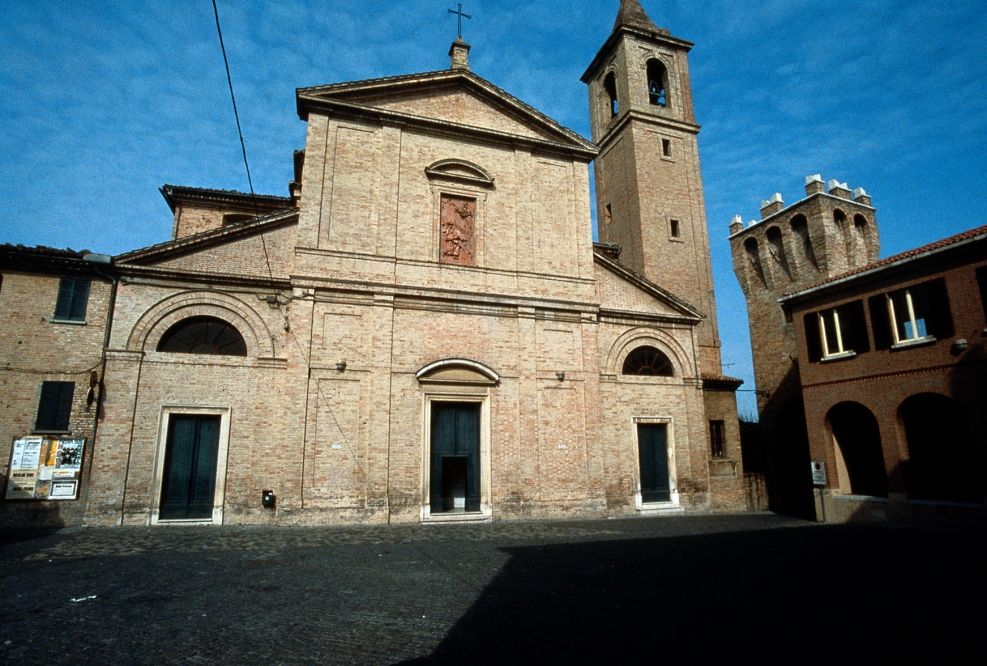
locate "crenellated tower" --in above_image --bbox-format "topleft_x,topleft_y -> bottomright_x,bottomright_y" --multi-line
730,174 -> 879,414
730,174 -> 879,516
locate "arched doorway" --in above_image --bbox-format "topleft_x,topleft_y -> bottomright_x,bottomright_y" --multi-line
416,359 -> 498,519
827,402 -> 887,497
899,393 -> 980,502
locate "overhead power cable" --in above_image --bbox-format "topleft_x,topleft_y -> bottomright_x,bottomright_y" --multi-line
210,0 -> 278,291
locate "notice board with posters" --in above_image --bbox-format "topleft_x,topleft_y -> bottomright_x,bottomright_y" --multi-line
5,436 -> 85,500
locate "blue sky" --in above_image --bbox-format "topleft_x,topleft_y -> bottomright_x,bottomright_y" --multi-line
2,1 -> 986,415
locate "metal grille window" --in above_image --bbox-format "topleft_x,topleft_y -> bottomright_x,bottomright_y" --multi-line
622,346 -> 674,376
157,316 -> 247,356
36,381 -> 74,431
54,278 -> 90,321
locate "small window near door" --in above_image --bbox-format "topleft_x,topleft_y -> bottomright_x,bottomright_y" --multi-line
709,420 -> 726,459
669,219 -> 680,239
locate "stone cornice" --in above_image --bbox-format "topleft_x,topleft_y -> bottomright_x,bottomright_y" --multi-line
596,110 -> 700,152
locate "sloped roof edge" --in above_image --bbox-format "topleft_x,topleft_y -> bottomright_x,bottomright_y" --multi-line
297,68 -> 596,154
780,223 -> 987,304
115,209 -> 298,265
160,184 -> 291,213
593,247 -> 703,321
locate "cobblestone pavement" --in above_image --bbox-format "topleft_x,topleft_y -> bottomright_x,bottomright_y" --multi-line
1,514 -> 983,664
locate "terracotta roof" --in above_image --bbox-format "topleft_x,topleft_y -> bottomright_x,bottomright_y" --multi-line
0,244 -> 88,260
0,244 -> 113,273
160,184 -> 291,213
782,223 -> 987,300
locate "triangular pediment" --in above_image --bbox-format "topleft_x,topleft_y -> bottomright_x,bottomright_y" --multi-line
297,70 -> 596,157
594,250 -> 702,321
115,210 -> 297,282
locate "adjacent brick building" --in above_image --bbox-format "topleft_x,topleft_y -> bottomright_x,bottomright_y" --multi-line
731,176 -> 986,522
0,245 -> 113,526
5,1 -> 749,526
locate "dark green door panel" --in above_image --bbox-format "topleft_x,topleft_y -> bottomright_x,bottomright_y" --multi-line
160,415 -> 221,520
430,403 -> 480,512
637,424 -> 670,503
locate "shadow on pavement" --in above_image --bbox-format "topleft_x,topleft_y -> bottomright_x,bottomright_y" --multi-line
413,524 -> 985,663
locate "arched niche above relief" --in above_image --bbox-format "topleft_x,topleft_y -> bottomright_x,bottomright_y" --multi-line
424,159 -> 495,189
416,358 -> 500,386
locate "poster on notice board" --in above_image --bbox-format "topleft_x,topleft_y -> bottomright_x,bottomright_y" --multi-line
5,437 -> 85,500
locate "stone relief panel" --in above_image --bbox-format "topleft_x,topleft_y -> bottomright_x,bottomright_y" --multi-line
439,194 -> 476,266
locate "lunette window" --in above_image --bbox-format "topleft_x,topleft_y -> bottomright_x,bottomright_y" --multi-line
157,316 -> 247,356
622,346 -> 674,376
36,381 -> 74,431
54,278 -> 91,322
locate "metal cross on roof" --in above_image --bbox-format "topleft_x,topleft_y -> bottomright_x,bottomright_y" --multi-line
448,3 -> 471,39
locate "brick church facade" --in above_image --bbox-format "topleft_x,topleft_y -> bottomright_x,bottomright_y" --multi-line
2,1 -> 749,526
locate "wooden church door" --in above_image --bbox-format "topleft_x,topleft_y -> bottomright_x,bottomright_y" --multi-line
637,423 -> 671,503
159,415 -> 221,520
430,403 -> 480,512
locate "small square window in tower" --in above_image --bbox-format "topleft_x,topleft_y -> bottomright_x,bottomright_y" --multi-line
54,278 -> 90,322
439,194 -> 476,266
36,381 -> 74,432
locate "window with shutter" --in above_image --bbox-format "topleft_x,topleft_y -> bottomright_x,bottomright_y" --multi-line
35,381 -> 74,431
54,278 -> 91,322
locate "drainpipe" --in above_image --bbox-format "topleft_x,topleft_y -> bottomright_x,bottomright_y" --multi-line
80,253 -> 117,522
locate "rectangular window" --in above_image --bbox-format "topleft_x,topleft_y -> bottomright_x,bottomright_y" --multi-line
35,381 -> 74,431
54,278 -> 90,322
805,300 -> 869,362
875,279 -> 953,348
709,420 -> 726,459
661,138 -> 672,157
669,219 -> 680,238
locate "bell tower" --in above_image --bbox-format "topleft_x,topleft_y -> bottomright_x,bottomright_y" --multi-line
582,0 -> 722,375
584,1 -> 746,511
